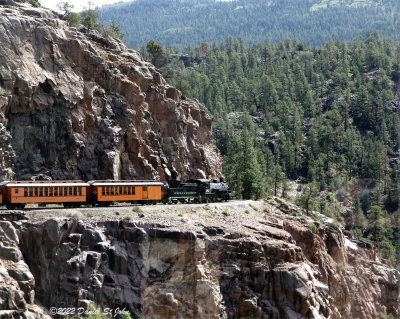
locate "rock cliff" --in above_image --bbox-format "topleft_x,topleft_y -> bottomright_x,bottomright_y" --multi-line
0,0 -> 222,181
0,198 -> 398,318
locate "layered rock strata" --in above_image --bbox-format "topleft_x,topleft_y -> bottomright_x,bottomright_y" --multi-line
0,1 -> 222,181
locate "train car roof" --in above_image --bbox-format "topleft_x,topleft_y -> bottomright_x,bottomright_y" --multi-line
187,179 -> 214,183
88,180 -> 164,186
4,182 -> 89,187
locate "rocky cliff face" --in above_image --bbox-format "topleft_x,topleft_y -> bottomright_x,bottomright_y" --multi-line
0,0 -> 222,181
0,198 -> 398,319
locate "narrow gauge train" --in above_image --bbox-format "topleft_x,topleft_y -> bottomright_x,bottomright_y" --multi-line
0,179 -> 232,209
165,179 -> 233,203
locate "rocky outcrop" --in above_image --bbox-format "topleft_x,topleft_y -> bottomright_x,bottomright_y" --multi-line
0,221 -> 50,318
0,198 -> 395,319
0,1 -> 222,181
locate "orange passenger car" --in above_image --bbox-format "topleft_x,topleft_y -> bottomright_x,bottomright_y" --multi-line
88,180 -> 164,205
2,181 -> 89,209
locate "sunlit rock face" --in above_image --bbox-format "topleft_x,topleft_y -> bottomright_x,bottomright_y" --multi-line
0,1 -> 222,181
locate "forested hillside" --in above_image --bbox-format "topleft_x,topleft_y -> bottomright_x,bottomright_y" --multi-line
143,32 -> 400,265
98,0 -> 399,48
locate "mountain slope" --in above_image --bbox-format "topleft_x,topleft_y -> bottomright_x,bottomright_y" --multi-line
98,0 -> 399,48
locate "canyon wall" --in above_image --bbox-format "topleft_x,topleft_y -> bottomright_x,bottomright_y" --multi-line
0,198 -> 398,318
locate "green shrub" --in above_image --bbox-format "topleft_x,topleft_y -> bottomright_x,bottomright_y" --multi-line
31,0 -> 40,8
65,12 -> 81,28
132,206 -> 142,213
0,88 -> 11,96
308,223 -> 318,234
249,204 -> 257,211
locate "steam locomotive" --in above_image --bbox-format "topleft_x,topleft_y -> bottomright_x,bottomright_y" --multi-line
0,178 -> 233,209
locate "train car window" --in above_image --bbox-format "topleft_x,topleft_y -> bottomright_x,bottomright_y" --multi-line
34,187 -> 38,197
44,188 -> 48,197
15,189 -> 19,194
38,188 -> 42,197
123,186 -> 127,194
24,188 -> 27,196
143,186 -> 148,191
133,187 -> 136,195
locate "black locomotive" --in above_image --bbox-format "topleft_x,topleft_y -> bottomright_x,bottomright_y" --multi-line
164,178 -> 233,203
